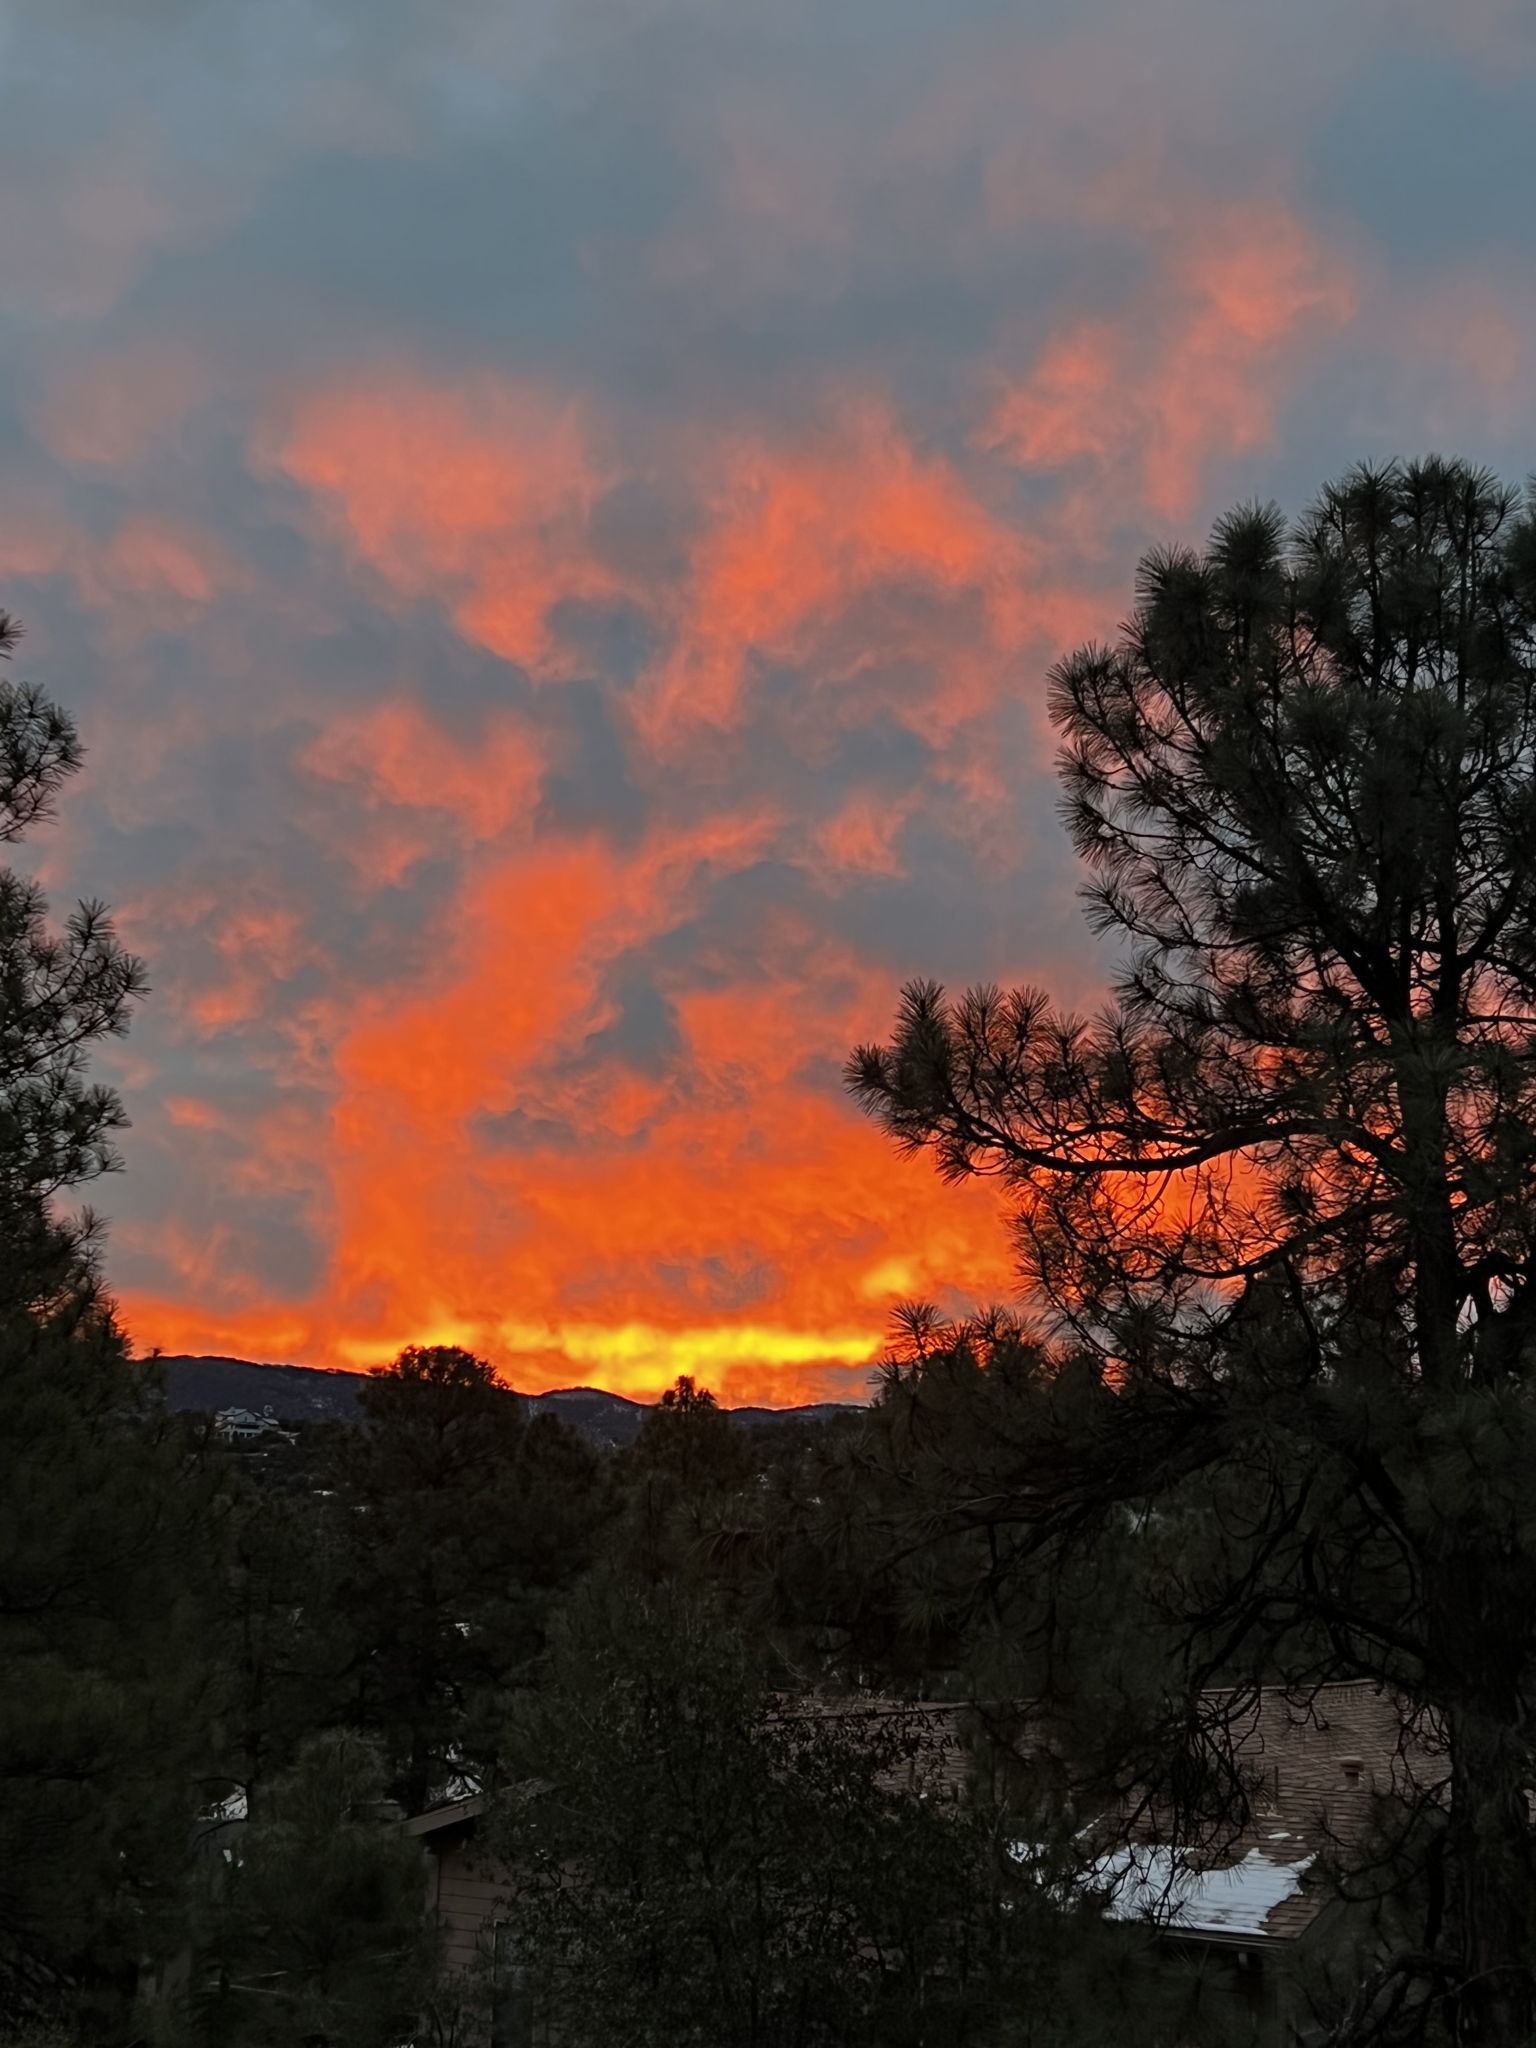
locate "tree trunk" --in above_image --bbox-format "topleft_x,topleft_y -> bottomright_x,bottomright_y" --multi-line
1445,1713 -> 1534,2043
1428,1555 -> 1536,2045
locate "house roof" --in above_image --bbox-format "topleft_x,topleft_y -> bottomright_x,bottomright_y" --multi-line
1094,1842 -> 1315,1940
768,1694 -> 975,1799
401,1681 -> 1436,1947
401,1793 -> 485,1841
1079,1680 -> 1441,1945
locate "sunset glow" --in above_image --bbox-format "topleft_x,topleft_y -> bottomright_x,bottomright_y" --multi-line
7,0 -> 1536,1398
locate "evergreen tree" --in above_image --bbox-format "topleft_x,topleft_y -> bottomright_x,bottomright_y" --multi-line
331,1345 -> 607,1812
0,623 -> 214,2038
493,1575 -> 1029,2048
619,1374 -> 756,1581
0,636 -> 144,1312
850,460 -> 1536,2044
215,1447 -> 354,1803
0,1295 -> 217,2039
187,1730 -> 432,2048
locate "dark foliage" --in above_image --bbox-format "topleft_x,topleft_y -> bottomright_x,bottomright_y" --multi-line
493,1577 -> 1020,2048
0,631 -> 213,2041
186,1731 -> 432,2048
330,1345 -> 610,1811
850,459 -> 1536,2043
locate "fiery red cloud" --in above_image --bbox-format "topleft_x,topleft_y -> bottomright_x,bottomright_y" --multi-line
116,374 -> 1057,1398
5,0 -> 1526,1403
119,839 -> 1026,1400
109,260 -> 1344,1397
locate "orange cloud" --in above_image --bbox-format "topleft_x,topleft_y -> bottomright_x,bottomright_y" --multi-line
20,0 -> 1536,1426
806,790 -> 918,883
643,401 -> 1038,741
299,698 -> 545,884
986,201 -> 1356,518
113,185 -> 1358,1405
267,370 -> 1095,767
121,821 -> 1016,1397
185,900 -> 310,1033
97,517 -> 228,606
265,376 -> 625,677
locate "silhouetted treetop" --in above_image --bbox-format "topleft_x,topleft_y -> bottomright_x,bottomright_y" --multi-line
849,457 -> 1536,2044
368,1342 -> 503,1392
850,458 -> 1536,1377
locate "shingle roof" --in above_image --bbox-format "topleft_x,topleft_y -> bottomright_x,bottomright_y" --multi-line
401,1792 -> 486,1840
404,1682 -> 1437,1947
769,1694 -> 975,1798
842,1680 -> 1441,1944
1088,1681 -> 1442,1943
1094,1842 -> 1315,1939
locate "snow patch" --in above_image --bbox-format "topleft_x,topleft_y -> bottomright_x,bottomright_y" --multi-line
1095,1844 -> 1313,1936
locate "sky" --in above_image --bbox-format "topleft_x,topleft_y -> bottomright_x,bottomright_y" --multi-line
3,0 -> 1535,1401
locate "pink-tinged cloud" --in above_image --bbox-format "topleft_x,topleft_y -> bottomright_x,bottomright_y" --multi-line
27,342 -> 213,471
986,202 -> 1356,519
266,379 -> 625,679
644,403 -> 1043,742
300,699 -> 545,882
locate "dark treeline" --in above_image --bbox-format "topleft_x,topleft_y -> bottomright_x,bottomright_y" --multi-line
9,459 -> 1536,2047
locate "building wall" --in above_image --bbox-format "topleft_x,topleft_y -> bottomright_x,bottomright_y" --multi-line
430,1836 -> 504,1977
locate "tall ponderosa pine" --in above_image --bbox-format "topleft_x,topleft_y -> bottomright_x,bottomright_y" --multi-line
0,645 -> 142,1312
0,619 -> 213,2039
620,1373 -> 756,1581
850,461 -> 1536,2044
333,1343 -> 607,1813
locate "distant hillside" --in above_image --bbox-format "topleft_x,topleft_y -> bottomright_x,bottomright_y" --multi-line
158,1355 -> 371,1424
154,1355 -> 860,1451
